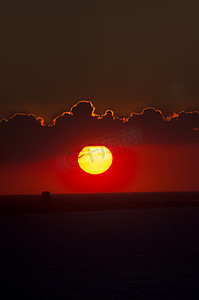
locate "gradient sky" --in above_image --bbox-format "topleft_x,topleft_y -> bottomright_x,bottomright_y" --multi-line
1,0 -> 199,121
0,101 -> 198,194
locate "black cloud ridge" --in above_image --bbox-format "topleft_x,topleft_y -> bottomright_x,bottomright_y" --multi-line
0,101 -> 198,163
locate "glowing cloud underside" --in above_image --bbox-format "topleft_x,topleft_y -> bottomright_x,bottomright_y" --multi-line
78,146 -> 113,175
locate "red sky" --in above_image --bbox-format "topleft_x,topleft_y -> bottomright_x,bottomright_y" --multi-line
0,101 -> 198,194
0,144 -> 198,195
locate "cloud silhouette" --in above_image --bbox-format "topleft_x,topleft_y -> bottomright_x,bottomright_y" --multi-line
0,101 -> 198,163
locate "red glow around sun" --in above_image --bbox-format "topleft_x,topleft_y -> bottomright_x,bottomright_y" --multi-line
56,145 -> 138,193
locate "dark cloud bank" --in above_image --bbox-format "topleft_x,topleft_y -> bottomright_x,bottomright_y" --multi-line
0,101 -> 198,163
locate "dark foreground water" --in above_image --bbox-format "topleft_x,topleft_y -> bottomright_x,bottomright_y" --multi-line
0,207 -> 199,299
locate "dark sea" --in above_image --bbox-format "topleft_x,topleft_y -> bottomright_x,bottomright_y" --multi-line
1,207 -> 199,299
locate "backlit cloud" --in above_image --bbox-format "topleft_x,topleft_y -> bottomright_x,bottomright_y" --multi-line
0,101 -> 198,163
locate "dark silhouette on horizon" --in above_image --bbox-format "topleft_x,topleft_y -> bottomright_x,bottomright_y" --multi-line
0,191 -> 199,216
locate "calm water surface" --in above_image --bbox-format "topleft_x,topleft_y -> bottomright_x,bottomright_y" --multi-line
1,207 -> 199,299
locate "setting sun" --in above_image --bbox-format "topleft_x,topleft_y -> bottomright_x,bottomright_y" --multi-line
78,146 -> 113,175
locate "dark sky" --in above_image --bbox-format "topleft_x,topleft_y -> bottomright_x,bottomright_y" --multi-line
1,0 -> 199,121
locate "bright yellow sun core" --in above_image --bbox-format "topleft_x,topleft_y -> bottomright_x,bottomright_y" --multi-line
78,146 -> 113,175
